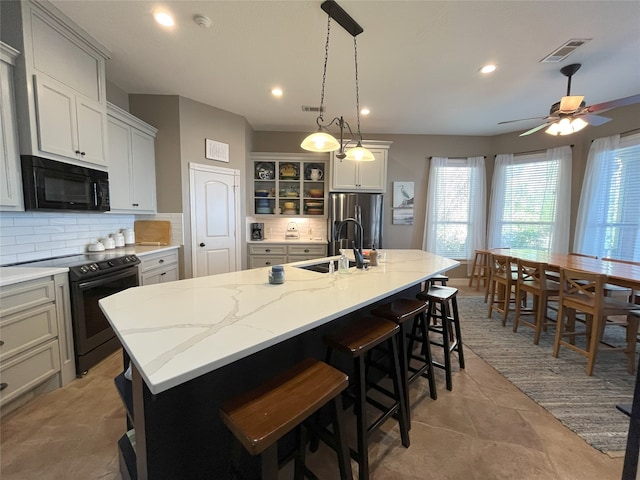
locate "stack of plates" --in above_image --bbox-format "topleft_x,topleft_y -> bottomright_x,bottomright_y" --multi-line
282,209 -> 297,215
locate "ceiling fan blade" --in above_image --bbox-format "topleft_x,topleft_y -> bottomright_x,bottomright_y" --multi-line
498,116 -> 551,125
519,123 -> 551,136
587,94 -> 640,114
581,113 -> 611,126
559,95 -> 584,112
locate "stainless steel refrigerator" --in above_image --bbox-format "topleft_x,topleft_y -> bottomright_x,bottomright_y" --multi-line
328,193 -> 384,255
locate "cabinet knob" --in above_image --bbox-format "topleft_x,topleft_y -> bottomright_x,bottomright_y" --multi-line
161,272 -> 166,276
81,151 -> 86,156
265,249 -> 271,253
75,150 -> 81,155
159,259 -> 164,264
266,261 -> 272,265
304,249 -> 310,253
0,383 -> 7,391
200,243 -> 206,247
132,203 -> 139,207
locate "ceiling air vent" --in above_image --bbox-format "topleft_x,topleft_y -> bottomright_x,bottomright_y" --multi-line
540,38 -> 591,63
301,105 -> 324,112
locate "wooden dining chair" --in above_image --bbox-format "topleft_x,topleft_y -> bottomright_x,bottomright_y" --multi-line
552,267 -> 639,375
487,254 -> 520,326
513,259 -> 559,345
602,258 -> 640,304
546,252 -> 598,283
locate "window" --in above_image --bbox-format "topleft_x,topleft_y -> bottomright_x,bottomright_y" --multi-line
423,157 -> 486,263
574,133 -> 640,261
488,146 -> 572,253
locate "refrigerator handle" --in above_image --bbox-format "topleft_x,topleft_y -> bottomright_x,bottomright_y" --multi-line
355,204 -> 362,225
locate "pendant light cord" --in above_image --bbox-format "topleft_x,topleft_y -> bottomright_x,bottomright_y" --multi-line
317,15 -> 332,127
353,36 -> 363,142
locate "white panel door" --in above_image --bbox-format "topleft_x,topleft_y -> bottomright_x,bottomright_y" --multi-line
190,163 -> 241,278
76,97 -> 106,165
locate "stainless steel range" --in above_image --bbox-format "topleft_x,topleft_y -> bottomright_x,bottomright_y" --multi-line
11,252 -> 140,374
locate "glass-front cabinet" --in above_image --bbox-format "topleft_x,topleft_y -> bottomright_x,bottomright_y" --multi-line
251,153 -> 328,217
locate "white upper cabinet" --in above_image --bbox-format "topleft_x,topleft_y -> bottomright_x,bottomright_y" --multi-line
0,42 -> 23,211
330,141 -> 392,193
0,0 -> 110,168
107,103 -> 158,213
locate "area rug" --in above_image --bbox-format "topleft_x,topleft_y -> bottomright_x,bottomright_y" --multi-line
457,295 -> 635,453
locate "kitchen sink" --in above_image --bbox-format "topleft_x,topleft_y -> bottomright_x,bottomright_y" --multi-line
297,260 -> 358,273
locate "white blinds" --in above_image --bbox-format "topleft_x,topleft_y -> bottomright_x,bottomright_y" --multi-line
574,133 -> 640,261
488,146 -> 572,253
424,156 -> 486,265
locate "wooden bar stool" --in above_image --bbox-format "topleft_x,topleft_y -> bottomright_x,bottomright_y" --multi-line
469,249 -> 490,292
371,298 -> 437,421
417,285 -> 465,391
220,358 -> 353,480
324,316 -> 410,480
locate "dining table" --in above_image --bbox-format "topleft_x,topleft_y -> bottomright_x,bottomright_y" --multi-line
490,248 -> 640,290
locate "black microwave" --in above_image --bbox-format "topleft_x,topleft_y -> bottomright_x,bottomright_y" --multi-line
21,156 -> 110,212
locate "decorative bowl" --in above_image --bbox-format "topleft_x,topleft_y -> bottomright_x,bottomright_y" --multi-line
283,201 -> 295,209
309,189 -> 324,198
255,190 -> 269,197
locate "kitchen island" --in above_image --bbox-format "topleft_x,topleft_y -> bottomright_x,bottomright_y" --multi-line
99,249 -> 458,479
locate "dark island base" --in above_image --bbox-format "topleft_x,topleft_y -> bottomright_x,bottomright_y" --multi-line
117,285 -> 422,480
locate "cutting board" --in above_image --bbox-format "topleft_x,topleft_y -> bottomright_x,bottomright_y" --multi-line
134,220 -> 171,245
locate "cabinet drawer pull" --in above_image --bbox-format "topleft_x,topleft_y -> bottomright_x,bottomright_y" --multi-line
161,272 -> 166,276
0,383 -> 7,391
266,261 -> 272,265
159,259 -> 164,264
132,203 -> 139,207
265,249 -> 271,253
304,249 -> 310,253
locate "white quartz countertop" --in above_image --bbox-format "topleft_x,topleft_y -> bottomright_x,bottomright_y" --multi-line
0,266 -> 70,287
99,249 -> 458,395
247,238 -> 327,244
0,245 -> 179,287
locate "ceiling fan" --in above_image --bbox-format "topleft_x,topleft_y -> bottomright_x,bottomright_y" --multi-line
499,63 -> 640,136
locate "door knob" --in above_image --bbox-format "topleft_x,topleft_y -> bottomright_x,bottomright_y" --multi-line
200,242 -> 205,247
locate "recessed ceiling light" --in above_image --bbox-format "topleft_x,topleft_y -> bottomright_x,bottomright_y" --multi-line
154,11 -> 175,27
479,64 -> 497,74
360,108 -> 370,116
271,88 -> 283,97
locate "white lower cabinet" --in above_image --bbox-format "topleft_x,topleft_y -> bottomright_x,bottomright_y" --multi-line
139,249 -> 180,285
0,273 -> 74,411
248,243 -> 327,269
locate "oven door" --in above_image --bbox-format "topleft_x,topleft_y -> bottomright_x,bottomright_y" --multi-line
70,267 -> 139,364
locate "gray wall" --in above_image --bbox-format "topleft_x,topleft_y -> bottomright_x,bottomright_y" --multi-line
122,91 -> 638,279
254,103 -> 640,277
129,94 -> 251,277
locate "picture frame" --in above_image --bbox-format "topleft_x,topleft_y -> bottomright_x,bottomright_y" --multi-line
205,139 -> 230,162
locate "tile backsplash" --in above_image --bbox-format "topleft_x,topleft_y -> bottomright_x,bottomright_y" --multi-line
246,216 -> 327,241
0,211 -> 184,265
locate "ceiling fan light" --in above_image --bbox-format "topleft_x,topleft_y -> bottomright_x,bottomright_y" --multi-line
545,123 -> 562,135
570,117 -> 588,132
301,131 -> 340,152
345,144 -> 375,161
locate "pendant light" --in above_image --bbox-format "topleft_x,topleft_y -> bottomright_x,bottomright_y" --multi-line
300,0 -> 374,161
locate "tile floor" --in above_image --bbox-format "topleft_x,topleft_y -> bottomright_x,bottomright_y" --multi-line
0,279 -> 625,479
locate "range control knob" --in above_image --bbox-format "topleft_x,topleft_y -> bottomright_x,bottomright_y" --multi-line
79,265 -> 89,274
88,263 -> 99,272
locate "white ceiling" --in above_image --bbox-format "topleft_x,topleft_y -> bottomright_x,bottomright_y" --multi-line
50,0 -> 640,137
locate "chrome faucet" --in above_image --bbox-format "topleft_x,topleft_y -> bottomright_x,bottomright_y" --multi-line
335,217 -> 365,269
